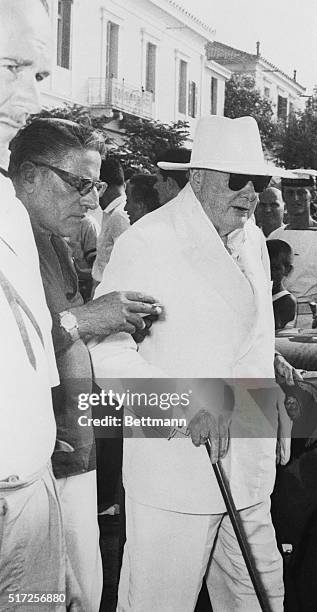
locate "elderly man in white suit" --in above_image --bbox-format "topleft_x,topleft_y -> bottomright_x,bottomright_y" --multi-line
89,116 -> 286,611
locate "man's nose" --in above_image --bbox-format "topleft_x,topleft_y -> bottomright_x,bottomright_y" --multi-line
80,188 -> 99,210
14,69 -> 42,116
243,181 -> 256,197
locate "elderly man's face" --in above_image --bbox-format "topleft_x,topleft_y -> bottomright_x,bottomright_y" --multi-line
0,0 -> 51,149
28,149 -> 101,236
191,170 -> 257,236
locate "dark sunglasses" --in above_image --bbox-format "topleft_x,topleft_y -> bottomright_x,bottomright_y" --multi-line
31,161 -> 107,196
228,174 -> 272,193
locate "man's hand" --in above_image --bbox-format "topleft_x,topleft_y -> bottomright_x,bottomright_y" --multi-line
284,395 -> 301,421
274,352 -> 303,387
187,409 -> 230,463
69,291 -> 162,338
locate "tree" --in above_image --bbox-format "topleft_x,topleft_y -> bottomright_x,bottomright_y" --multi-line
119,116 -> 190,172
224,75 -> 277,152
275,97 -> 317,169
27,104 -> 190,173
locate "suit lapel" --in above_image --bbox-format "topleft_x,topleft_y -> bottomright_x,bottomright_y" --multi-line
174,186 -> 256,338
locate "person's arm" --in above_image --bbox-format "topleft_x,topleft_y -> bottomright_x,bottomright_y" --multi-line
51,291 -> 162,356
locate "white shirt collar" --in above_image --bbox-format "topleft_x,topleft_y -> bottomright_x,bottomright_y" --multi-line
104,193 -> 127,214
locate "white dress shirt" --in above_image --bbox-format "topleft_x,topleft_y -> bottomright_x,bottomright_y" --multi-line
92,194 -> 129,282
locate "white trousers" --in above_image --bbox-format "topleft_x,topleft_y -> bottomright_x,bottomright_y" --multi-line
117,497 -> 284,612
57,470 -> 102,612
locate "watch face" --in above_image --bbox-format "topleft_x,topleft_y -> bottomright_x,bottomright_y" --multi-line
61,312 -> 77,331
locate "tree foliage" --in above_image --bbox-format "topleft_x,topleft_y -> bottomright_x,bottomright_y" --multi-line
275,98 -> 317,169
224,75 -> 277,151
28,104 -> 190,173
119,116 -> 190,172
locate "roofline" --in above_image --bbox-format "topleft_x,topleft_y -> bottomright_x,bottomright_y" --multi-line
258,57 -> 306,92
149,0 -> 216,41
207,41 -> 306,91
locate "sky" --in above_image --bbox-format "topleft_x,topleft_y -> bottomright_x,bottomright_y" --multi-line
177,0 -> 317,94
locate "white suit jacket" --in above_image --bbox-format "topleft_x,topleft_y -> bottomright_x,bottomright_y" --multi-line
89,183 -> 279,513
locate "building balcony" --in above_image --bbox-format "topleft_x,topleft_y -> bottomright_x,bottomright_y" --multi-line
88,77 -> 153,120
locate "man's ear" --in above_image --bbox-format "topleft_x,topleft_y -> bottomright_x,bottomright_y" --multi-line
19,161 -> 37,193
286,263 -> 294,276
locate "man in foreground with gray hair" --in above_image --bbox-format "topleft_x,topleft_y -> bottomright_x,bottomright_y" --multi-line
89,115 -> 286,611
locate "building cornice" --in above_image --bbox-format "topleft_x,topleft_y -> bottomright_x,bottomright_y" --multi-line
149,0 -> 216,42
257,57 -> 306,94
205,60 -> 231,80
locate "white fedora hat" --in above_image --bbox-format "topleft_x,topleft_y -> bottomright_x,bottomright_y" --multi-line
158,115 -> 286,177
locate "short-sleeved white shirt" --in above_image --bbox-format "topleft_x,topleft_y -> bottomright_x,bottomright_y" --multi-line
268,226 -> 317,298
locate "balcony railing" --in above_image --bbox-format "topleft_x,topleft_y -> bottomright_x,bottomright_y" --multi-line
88,77 -> 153,120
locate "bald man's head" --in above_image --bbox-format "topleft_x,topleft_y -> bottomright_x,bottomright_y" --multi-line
255,187 -> 284,237
259,187 -> 284,207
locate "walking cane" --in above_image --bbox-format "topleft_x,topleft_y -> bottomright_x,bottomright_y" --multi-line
205,440 -> 272,612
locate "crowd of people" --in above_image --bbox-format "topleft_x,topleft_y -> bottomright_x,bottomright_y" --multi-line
2,1 -> 317,612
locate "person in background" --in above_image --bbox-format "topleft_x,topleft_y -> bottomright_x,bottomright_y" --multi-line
68,213 -> 100,302
255,187 -> 285,237
9,118 -> 162,612
269,174 -> 317,326
92,157 -> 129,288
267,239 -> 296,330
154,147 -> 191,205
125,174 -> 160,224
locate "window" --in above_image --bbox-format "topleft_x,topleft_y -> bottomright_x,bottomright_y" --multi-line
57,0 -> 72,69
106,21 -> 119,79
210,77 -> 218,115
277,95 -> 288,121
264,86 -> 270,99
145,42 -> 156,99
178,60 -> 187,114
188,81 -> 197,118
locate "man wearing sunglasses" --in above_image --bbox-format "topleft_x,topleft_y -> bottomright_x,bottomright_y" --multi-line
89,115 -> 286,611
9,118 -> 161,612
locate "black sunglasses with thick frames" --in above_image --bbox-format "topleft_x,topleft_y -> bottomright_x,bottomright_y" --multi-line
228,173 -> 272,193
30,161 -> 107,197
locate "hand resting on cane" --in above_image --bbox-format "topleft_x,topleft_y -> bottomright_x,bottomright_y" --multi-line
186,380 -> 234,462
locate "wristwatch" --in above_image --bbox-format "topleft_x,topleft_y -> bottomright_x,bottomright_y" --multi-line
59,311 -> 80,342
